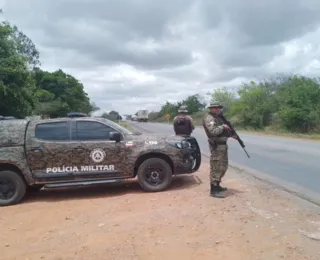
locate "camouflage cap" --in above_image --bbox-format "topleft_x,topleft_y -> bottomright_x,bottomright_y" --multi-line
178,105 -> 188,113
207,103 -> 223,109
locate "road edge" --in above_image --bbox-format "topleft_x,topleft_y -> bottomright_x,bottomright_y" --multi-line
129,122 -> 320,207
151,121 -> 320,143
201,153 -> 320,207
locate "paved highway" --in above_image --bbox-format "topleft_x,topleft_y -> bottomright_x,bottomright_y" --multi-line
129,121 -> 320,202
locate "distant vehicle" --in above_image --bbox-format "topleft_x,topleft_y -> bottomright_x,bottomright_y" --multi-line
131,115 -> 138,121
137,110 -> 148,122
0,116 -> 201,206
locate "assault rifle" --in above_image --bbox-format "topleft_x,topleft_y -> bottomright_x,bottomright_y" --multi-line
219,113 -> 250,158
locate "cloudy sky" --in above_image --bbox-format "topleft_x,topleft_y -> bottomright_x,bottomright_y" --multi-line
1,0 -> 320,115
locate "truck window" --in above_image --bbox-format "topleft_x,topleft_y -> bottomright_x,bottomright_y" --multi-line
74,121 -> 118,141
35,122 -> 70,141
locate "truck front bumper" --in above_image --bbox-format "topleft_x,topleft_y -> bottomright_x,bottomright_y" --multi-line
173,136 -> 202,174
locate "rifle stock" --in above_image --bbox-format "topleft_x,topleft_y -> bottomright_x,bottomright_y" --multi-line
219,114 -> 250,158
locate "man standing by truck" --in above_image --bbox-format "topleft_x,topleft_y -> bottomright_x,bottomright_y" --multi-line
202,103 -> 235,199
173,105 -> 195,136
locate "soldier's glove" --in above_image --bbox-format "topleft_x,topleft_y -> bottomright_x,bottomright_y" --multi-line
222,124 -> 231,131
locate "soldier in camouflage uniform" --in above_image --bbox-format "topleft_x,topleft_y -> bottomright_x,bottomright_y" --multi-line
173,105 -> 195,136
202,103 -> 235,198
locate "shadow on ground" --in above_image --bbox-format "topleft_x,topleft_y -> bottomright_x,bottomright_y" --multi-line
224,188 -> 244,197
23,175 -> 202,204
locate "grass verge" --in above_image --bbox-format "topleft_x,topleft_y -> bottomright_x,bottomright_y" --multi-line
118,121 -> 136,132
235,128 -> 320,141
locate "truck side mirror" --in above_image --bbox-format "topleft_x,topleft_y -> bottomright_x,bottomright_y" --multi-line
109,132 -> 121,142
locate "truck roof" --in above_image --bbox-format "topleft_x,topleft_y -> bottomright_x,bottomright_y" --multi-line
0,119 -> 30,147
0,116 -> 16,120
0,117 -> 135,148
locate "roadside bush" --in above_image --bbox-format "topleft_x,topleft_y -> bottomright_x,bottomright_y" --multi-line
149,73 -> 320,134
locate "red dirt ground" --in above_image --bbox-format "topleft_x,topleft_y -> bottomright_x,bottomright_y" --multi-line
1,163 -> 320,260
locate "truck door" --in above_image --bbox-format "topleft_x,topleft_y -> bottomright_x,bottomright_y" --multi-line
25,119 -> 73,179
70,119 -> 128,179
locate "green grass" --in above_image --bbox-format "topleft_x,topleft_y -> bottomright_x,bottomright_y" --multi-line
236,127 -> 320,141
152,112 -> 320,141
118,121 -> 136,132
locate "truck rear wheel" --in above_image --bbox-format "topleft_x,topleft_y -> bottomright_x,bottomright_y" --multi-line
0,170 -> 27,206
137,158 -> 173,192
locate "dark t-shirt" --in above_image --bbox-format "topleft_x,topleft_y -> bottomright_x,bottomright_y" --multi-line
173,115 -> 193,135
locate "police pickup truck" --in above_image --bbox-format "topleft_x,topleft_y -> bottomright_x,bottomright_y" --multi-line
0,115 -> 201,206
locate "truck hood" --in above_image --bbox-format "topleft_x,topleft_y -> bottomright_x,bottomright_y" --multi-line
126,133 -> 185,143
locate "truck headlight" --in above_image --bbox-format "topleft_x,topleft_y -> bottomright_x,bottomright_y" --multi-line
175,140 -> 191,149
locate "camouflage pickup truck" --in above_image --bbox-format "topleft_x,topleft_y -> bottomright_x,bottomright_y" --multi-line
0,116 -> 201,206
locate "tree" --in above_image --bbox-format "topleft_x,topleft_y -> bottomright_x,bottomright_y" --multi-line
89,102 -> 100,115
159,101 -> 179,117
101,112 -> 109,119
33,68 -> 98,118
0,9 -> 40,69
0,18 -> 37,117
208,87 -> 236,115
100,111 -> 121,121
109,110 -> 121,120
124,114 -> 132,120
276,75 -> 320,132
0,11 -> 99,119
11,25 -> 41,68
148,111 -> 161,121
228,81 -> 277,129
148,74 -> 320,133
179,94 -> 206,114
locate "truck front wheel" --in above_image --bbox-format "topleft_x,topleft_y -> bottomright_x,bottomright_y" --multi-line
137,158 -> 173,192
0,170 -> 27,206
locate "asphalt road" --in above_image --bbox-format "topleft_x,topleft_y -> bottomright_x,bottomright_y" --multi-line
129,121 -> 320,203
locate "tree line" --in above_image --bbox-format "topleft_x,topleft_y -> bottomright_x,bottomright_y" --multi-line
149,74 -> 320,134
100,111 -> 122,121
147,94 -> 207,121
0,10 -> 99,118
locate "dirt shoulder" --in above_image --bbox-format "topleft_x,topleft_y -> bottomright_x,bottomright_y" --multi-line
1,163 -> 319,260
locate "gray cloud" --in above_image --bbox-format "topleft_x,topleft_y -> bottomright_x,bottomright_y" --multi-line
2,0 -> 320,114
201,0 -> 320,45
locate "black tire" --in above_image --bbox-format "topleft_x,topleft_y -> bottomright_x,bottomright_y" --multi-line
137,158 -> 173,192
0,170 -> 27,206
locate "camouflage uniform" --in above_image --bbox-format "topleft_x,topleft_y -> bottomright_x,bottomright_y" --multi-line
173,105 -> 195,136
203,103 -> 229,198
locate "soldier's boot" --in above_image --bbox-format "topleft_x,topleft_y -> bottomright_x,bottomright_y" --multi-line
217,181 -> 227,192
210,183 -> 225,198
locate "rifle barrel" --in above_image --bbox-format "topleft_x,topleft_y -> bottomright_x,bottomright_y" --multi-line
220,114 -> 250,159
243,147 -> 250,158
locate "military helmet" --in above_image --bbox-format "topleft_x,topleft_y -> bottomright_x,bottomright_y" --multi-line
207,103 -> 223,109
178,105 -> 188,113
